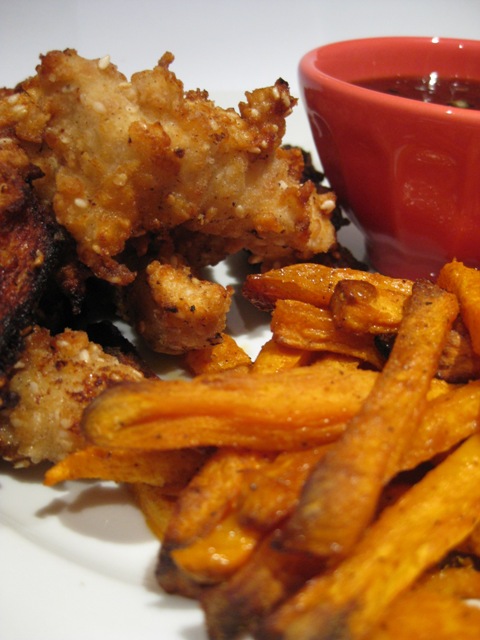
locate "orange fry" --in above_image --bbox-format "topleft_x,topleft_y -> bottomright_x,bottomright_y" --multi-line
243,262 -> 413,312
162,448 -> 268,547
437,260 -> 480,355
44,445 -> 207,489
372,559 -> 480,640
82,364 -> 379,451
329,278 -> 407,334
371,569 -> 480,640
131,483 -> 176,540
437,317 -> 480,383
183,333 -> 252,375
237,446 -> 331,530
262,434 -> 480,640
201,531 -> 324,640
282,280 -> 459,558
171,511 -> 263,584
402,378 -> 480,471
271,299 -> 385,369
158,448 -> 269,593
251,339 -> 314,373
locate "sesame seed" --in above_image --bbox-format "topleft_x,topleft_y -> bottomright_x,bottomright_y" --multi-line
113,172 -> 128,186
92,101 -> 107,114
272,87 -> 280,99
7,94 -> 19,105
78,349 -> 90,363
33,250 -> 45,267
320,199 -> 336,212
98,55 -> 111,70
74,197 -> 88,208
29,381 -> 39,394
12,104 -> 27,117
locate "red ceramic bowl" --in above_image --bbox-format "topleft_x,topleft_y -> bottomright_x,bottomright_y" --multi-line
299,37 -> 480,279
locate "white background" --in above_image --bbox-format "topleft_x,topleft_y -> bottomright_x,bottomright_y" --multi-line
2,1 -> 480,97
1,2 -> 480,639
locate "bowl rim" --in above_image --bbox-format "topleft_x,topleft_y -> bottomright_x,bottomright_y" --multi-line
299,35 -> 480,121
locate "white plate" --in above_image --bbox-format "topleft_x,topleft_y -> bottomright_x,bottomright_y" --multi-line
2,2 -> 480,639
0,87 -> 362,640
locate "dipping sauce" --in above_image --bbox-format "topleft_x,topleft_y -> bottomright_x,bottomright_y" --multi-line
354,73 -> 480,109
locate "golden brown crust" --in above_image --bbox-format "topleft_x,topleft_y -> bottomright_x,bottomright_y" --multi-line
0,49 -> 337,356
9,50 -> 335,283
125,258 -> 233,354
0,133 -> 63,369
0,326 -> 145,465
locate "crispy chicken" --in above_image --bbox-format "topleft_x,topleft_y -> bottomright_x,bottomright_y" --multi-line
0,49 -> 339,466
1,49 -> 336,354
0,325 -> 145,466
0,131 -> 63,374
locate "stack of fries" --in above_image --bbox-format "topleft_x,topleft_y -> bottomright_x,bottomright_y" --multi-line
45,259 -> 480,639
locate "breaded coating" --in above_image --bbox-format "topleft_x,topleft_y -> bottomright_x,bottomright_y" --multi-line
0,326 -> 145,466
0,133 -> 63,370
126,258 -> 233,355
15,50 -> 335,284
0,49 -> 336,354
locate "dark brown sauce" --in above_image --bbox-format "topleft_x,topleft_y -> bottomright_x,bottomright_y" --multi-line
354,74 -> 480,110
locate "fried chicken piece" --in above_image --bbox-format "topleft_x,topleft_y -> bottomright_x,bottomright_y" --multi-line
0,133 -> 63,370
1,50 -> 336,355
125,258 -> 233,355
6,49 -> 335,286
0,326 -> 145,466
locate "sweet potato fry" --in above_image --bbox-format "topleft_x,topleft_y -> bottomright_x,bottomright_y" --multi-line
371,570 -> 480,640
437,317 -> 480,382
370,560 -> 480,640
330,278 -> 480,382
82,364 -> 380,451
329,278 -> 408,334
251,339 -> 314,373
458,519 -> 480,558
243,262 -> 413,312
422,558 -> 480,600
437,260 -> 480,355
157,448 -> 269,595
163,448 -> 268,546
201,531 -> 325,640
170,511 -> 264,584
271,299 -> 385,369
401,379 -> 480,471
130,483 -> 177,540
237,447 -> 331,531
183,333 -> 252,375
262,434 -> 480,640
282,280 -> 459,558
43,445 -> 207,489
